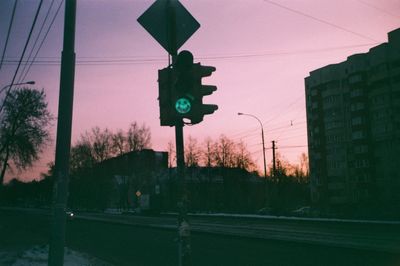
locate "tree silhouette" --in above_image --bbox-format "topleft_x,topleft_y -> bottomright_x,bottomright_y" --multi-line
127,122 -> 151,152
70,122 -> 152,172
0,88 -> 52,184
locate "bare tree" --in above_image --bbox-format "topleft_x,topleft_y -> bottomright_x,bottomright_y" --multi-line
202,137 -> 214,167
127,122 -> 151,152
70,140 -> 95,172
293,152 -> 309,183
234,140 -> 256,171
112,129 -> 126,156
0,88 -> 52,184
185,136 -> 201,167
299,152 -> 309,176
70,122 -> 152,172
87,127 -> 113,162
213,135 -> 235,168
167,141 -> 175,168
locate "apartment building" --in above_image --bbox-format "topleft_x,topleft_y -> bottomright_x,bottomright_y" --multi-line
305,28 -> 400,212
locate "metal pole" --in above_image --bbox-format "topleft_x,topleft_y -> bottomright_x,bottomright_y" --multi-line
175,119 -> 191,266
261,126 -> 268,205
166,1 -> 191,265
272,140 -> 276,181
238,113 -> 268,206
48,0 -> 76,265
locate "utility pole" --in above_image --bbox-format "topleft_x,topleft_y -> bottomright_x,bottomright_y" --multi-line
272,140 -> 276,182
48,0 -> 76,265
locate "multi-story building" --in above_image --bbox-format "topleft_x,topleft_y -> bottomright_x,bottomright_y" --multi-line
305,28 -> 400,214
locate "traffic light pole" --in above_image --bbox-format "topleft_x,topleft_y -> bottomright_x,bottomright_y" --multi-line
175,119 -> 191,266
166,1 -> 191,264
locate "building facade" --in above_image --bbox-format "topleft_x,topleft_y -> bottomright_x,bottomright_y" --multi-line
305,28 -> 400,214
91,149 -> 168,211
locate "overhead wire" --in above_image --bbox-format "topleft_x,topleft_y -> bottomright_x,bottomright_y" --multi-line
354,0 -> 400,19
278,145 -> 308,149
0,0 -> 43,113
1,42 -> 380,67
18,0 -> 64,83
263,0 -> 379,42
0,0 -> 18,71
263,94 -> 304,125
277,133 -> 307,142
17,0 -> 57,83
273,121 -> 307,140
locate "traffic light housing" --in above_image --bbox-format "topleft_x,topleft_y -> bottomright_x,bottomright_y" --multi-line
189,63 -> 218,124
158,67 -> 176,126
157,50 -> 218,126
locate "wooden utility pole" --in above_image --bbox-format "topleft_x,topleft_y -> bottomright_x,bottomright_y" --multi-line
272,140 -> 276,181
48,0 -> 76,265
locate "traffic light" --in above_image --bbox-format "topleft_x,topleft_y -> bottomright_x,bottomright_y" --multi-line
158,50 -> 218,126
158,67 -> 176,126
173,50 -> 218,125
189,63 -> 218,124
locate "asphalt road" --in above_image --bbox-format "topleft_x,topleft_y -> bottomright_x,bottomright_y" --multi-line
1,209 -> 400,266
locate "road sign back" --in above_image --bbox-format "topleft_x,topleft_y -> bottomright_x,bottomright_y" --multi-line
137,0 -> 200,54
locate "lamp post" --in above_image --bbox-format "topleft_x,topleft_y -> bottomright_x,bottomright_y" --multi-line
0,81 -> 36,113
0,80 -> 35,94
238,112 -> 268,206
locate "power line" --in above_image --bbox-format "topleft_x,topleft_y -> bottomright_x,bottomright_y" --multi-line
0,0 -> 43,114
263,0 -> 379,42
354,0 -> 400,19
19,0 -> 64,83
230,116 -> 306,142
272,121 -> 307,140
17,0 -> 57,83
278,145 -> 308,149
1,42 -> 379,66
0,0 -> 18,71
230,95 -> 306,141
198,43 -> 379,60
263,94 -> 305,125
230,128 -> 260,140
277,133 -> 307,142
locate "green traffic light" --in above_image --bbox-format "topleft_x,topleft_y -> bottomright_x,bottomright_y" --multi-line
175,97 -> 191,114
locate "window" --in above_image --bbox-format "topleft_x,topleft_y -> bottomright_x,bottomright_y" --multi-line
354,159 -> 369,169
325,121 -> 342,130
349,74 -> 362,84
354,145 -> 368,154
350,88 -> 363,97
328,161 -> 341,170
352,131 -> 365,140
326,134 -> 343,144
311,89 -> 318,96
351,117 -> 363,126
350,102 -> 365,111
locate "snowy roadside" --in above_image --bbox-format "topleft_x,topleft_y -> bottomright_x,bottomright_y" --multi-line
0,245 -> 113,266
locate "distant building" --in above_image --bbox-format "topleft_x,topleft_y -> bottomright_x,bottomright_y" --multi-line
305,28 -> 400,213
96,152 -> 264,212
94,149 -> 168,210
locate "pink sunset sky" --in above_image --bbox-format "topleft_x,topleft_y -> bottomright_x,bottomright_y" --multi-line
1,0 -> 399,182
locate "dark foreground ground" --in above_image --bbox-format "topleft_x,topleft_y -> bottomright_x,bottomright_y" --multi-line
1,209 -> 399,266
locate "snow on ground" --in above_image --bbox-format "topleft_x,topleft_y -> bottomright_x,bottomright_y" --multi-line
0,245 -> 113,266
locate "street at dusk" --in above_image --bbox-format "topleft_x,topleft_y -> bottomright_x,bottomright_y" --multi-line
2,208 -> 400,266
1,0 -> 400,265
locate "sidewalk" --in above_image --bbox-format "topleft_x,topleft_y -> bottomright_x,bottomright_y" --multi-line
0,245 -> 113,266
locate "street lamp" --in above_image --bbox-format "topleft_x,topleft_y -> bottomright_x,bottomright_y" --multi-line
0,81 -> 35,113
238,112 -> 268,206
0,81 -> 35,94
